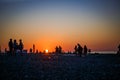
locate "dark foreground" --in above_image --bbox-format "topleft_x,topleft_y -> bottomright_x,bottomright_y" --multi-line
0,53 -> 120,80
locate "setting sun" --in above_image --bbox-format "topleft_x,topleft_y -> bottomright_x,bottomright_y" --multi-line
45,49 -> 49,53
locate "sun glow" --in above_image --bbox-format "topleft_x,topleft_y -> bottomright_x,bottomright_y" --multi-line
45,49 -> 49,53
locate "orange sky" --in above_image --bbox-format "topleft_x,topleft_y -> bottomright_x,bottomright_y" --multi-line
0,0 -> 120,52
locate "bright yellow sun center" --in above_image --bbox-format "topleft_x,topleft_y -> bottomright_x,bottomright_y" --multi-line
45,49 -> 49,53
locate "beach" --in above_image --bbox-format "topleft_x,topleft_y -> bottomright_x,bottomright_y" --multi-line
0,53 -> 120,80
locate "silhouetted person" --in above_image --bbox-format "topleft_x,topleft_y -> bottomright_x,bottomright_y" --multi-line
36,49 -> 38,54
77,43 -> 83,56
33,44 -> 35,53
5,48 -> 7,53
84,45 -> 88,56
0,46 -> 1,53
88,49 -> 91,54
8,39 -> 13,55
74,45 -> 77,53
29,48 -> 32,53
58,46 -> 62,53
13,39 -> 18,55
55,46 -> 59,53
117,44 -> 120,54
19,39 -> 24,53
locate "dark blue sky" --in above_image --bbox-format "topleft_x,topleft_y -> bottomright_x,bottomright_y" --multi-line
0,0 -> 120,22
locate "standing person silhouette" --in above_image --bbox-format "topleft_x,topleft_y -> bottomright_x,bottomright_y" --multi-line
13,39 -> 18,55
118,44 -> 120,54
55,46 -> 59,53
19,39 -> 24,53
33,44 -> 35,53
58,46 -> 62,53
84,45 -> 88,56
77,43 -> 83,57
8,39 -> 13,55
74,45 -> 77,54
0,46 -> 1,53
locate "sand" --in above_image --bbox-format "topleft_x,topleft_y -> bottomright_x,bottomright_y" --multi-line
0,53 -> 120,80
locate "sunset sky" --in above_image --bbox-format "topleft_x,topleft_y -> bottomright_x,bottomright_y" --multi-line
0,0 -> 120,52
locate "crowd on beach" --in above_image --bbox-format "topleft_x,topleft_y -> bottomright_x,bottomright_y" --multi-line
74,43 -> 89,56
0,38 -> 120,56
7,38 -> 90,56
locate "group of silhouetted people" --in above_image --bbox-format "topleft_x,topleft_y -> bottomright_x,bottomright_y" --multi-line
7,38 -> 120,56
74,43 -> 88,56
55,46 -> 62,53
8,39 -> 24,55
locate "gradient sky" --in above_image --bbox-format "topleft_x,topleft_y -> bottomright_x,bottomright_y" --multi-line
0,0 -> 120,52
